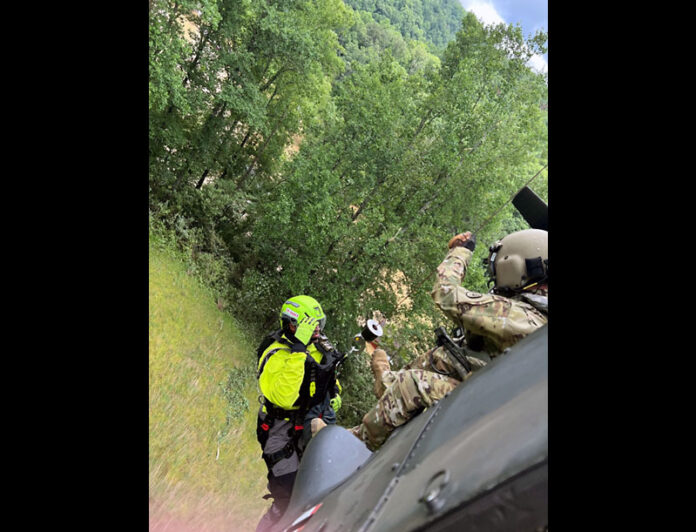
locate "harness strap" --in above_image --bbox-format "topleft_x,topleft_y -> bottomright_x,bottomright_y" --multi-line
262,439 -> 296,469
260,405 -> 307,468
307,360 -> 317,400
263,400 -> 302,421
257,346 -> 289,378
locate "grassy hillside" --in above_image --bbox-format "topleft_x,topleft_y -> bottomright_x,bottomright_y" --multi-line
149,231 -> 268,532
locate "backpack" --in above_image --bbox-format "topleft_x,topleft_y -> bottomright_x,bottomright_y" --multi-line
256,329 -> 286,360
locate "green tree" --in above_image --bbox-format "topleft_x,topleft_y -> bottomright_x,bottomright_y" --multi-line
343,0 -> 465,50
149,0 -> 350,219
149,3 -> 548,427
226,14 -> 547,425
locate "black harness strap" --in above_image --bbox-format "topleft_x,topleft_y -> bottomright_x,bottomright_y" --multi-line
256,330 -> 292,377
257,347 -> 286,378
263,400 -> 301,422
258,399 -> 308,467
262,439 -> 296,469
256,329 -> 286,359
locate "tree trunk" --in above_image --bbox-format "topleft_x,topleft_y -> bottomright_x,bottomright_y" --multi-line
235,108 -> 289,190
182,28 -> 211,86
195,169 -> 209,189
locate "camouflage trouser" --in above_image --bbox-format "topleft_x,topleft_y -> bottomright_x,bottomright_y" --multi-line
349,364 -> 459,451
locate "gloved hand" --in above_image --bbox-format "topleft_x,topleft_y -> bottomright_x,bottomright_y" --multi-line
448,231 -> 476,251
294,315 -> 319,345
330,394 -> 342,412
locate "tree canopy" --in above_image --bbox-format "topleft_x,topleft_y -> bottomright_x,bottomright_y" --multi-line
149,0 -> 548,425
343,0 -> 465,50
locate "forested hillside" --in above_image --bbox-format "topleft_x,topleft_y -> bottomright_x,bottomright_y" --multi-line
343,0 -> 465,50
149,0 -> 547,428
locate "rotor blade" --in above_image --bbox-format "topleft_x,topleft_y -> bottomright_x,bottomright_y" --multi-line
512,186 -> 548,231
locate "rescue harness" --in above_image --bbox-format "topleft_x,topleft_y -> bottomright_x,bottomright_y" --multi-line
256,329 -> 342,468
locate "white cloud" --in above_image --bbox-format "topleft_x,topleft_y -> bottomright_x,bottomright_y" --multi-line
527,53 -> 548,75
459,1 -> 548,75
460,1 -> 505,27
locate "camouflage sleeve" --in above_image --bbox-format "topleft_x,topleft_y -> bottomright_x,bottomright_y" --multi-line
431,246 -> 547,352
370,349 -> 391,398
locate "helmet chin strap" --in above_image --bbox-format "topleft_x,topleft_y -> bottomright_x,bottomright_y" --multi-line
520,281 -> 545,293
494,276 -> 547,296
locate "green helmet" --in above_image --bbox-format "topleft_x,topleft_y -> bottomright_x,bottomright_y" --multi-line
279,295 -> 326,332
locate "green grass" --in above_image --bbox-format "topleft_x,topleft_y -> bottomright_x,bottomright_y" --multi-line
149,231 -> 269,531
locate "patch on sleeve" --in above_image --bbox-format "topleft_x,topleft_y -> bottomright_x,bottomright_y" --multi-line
465,291 -> 482,299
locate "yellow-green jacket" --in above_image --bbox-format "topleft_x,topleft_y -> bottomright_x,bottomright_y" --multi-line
257,333 -> 340,413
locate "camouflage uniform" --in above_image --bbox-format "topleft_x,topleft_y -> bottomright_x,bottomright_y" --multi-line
432,246 -> 547,354
349,245 -> 547,451
349,348 -> 460,451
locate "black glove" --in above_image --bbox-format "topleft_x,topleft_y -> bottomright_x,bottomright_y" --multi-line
462,233 -> 476,251
448,231 -> 476,251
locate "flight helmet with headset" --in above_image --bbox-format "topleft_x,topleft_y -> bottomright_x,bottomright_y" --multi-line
486,228 -> 548,294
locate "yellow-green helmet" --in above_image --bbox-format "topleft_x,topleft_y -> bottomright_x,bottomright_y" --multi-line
279,295 -> 326,332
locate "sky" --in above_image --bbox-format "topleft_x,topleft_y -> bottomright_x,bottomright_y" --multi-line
458,0 -> 548,74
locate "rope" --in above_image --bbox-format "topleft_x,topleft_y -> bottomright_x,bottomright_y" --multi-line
393,164 -> 547,309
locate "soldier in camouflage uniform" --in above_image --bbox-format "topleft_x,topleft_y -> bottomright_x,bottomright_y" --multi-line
432,230 -> 548,353
349,229 -> 548,450
348,346 -> 461,450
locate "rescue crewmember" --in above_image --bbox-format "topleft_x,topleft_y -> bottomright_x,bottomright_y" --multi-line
349,229 -> 548,450
255,295 -> 343,531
